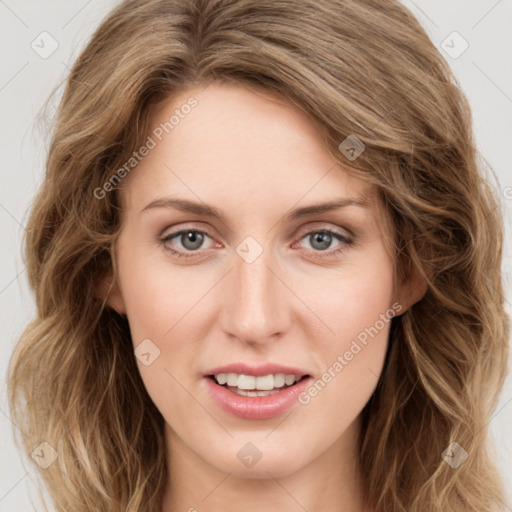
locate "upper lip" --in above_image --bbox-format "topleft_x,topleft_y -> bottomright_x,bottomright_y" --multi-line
205,363 -> 311,378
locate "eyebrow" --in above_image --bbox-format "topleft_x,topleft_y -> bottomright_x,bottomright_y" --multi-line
141,195 -> 370,225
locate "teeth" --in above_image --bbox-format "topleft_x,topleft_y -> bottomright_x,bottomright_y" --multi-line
238,374 -> 256,390
216,373 -> 228,385
284,374 -> 296,386
235,388 -> 282,397
273,373 -> 286,388
213,372 -> 303,390
226,373 -> 238,386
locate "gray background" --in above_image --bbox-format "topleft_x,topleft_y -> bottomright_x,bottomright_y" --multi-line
1,1 -> 511,510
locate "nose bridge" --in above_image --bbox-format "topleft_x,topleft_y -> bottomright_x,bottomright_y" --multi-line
223,240 -> 288,343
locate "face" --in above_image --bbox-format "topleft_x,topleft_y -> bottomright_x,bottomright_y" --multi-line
107,82 -> 417,480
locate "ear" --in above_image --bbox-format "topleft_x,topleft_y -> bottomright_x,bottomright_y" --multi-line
393,260 -> 427,315
95,271 -> 127,315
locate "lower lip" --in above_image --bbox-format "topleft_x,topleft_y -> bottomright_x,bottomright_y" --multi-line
204,376 -> 312,420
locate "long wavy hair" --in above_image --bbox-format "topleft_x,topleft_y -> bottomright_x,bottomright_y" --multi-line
8,0 -> 509,511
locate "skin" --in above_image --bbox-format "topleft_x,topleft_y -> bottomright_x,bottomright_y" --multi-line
104,82 -> 425,512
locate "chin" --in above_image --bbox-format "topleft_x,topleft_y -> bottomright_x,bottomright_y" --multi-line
200,437 -> 313,479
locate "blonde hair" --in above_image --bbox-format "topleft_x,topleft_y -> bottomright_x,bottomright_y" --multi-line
8,0 -> 509,511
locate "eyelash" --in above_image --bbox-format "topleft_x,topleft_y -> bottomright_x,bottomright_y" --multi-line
160,227 -> 353,261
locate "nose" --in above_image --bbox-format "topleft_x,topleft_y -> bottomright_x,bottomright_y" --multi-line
219,244 -> 291,346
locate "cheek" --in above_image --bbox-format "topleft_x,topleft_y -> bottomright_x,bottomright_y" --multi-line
299,245 -> 395,355
116,249 -> 210,413
117,245 -> 209,345
115,242 -> 220,402
294,247 -> 395,416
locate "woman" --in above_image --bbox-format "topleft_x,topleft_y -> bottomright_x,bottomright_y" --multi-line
8,0 -> 509,511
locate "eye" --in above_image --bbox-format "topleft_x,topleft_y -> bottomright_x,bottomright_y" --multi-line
294,229 -> 353,259
161,229 -> 216,258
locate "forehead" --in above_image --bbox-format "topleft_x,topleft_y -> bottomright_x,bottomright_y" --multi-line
116,82 -> 391,239
120,84 -> 368,197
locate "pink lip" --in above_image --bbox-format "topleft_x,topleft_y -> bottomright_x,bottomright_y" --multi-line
204,375 -> 312,420
204,363 -> 310,378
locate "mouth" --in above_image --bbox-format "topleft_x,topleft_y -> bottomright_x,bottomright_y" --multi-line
207,372 -> 311,397
203,363 -> 313,419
